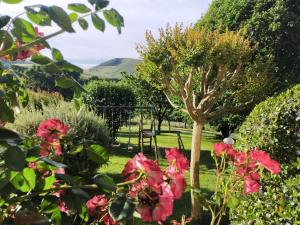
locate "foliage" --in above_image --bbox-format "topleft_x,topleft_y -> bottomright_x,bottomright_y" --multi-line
27,90 -> 63,110
231,160 -> 300,225
0,0 -> 124,123
8,101 -> 110,147
237,84 -> 300,164
197,0 -> 300,134
83,80 -> 136,142
197,0 -> 300,86
231,84 -> 300,224
122,73 -> 173,131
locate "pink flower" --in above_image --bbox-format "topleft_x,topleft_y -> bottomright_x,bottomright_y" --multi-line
137,184 -> 174,222
58,201 -> 70,215
0,120 -> 6,128
39,140 -> 62,157
165,148 -> 189,173
122,153 -> 164,192
169,173 -> 186,199
244,175 -> 260,194
250,149 -> 281,174
86,195 -> 108,216
37,119 -> 69,143
213,142 -> 237,158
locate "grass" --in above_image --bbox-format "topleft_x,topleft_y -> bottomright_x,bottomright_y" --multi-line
101,124 -> 225,225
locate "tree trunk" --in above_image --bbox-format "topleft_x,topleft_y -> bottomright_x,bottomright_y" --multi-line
157,118 -> 163,133
190,121 -> 204,221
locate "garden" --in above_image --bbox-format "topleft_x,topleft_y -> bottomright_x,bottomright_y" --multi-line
0,0 -> 299,225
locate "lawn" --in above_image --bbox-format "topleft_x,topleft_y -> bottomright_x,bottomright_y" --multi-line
101,124 -> 224,225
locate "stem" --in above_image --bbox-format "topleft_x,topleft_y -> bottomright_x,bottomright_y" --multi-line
117,172 -> 144,187
7,184 -> 98,203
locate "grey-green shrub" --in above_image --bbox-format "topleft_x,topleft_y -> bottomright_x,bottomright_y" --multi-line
9,101 -> 109,147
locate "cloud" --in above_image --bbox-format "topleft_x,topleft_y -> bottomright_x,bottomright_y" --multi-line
0,0 -> 211,67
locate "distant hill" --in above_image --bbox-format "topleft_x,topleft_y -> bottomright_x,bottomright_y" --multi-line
82,58 -> 141,80
0,59 -> 33,68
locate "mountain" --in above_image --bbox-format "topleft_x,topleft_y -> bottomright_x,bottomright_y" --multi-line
82,58 -> 141,80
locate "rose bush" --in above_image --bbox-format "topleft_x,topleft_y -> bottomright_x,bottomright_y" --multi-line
0,118 -> 190,224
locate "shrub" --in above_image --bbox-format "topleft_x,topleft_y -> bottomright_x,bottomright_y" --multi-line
83,80 -> 136,142
231,85 -> 300,224
27,90 -> 64,111
8,101 -> 110,175
237,84 -> 300,164
9,101 -> 109,147
231,161 -> 300,225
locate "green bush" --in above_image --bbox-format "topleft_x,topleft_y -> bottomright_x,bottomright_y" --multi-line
231,85 -> 300,224
83,80 -> 136,142
237,84 -> 300,163
231,161 -> 300,225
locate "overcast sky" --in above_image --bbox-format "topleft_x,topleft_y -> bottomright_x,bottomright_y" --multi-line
1,0 -> 211,68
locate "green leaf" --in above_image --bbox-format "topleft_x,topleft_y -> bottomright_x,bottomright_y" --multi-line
0,128 -> 21,145
93,174 -> 116,192
0,30 -> 13,50
71,188 -> 90,199
47,6 -> 75,33
43,63 -> 61,74
79,205 -> 89,222
109,195 -> 135,222
55,76 -> 79,89
87,144 -> 109,164
12,18 -> 36,38
57,61 -> 83,73
69,144 -> 83,155
41,197 -> 59,213
227,196 -> 240,209
42,175 -> 56,190
4,146 -> 25,171
18,88 -> 29,108
91,13 -> 105,32
25,6 -> 51,26
2,0 -> 23,4
40,157 -> 67,168
88,0 -> 109,10
51,208 -> 62,225
31,54 -> 52,65
78,18 -> 88,30
0,15 -> 11,29
0,98 -> 15,123
69,12 -> 78,23
68,3 -> 91,13
51,48 -> 64,61
10,168 -> 36,192
103,8 -> 124,34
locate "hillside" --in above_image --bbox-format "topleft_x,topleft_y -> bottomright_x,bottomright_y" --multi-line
82,58 -> 140,80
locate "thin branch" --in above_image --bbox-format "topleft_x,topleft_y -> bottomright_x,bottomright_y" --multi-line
164,92 -> 188,114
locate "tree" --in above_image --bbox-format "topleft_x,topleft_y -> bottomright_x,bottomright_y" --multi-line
122,73 -> 173,132
137,25 -> 270,220
83,80 -> 136,142
197,0 -> 300,133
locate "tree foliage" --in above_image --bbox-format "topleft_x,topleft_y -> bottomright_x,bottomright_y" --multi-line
83,80 -> 136,142
197,0 -> 300,89
122,73 -> 173,131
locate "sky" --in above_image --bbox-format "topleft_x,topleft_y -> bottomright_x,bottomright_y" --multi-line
1,0 -> 212,68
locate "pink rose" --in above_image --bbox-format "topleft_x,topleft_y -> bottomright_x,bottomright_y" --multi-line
37,118 -> 69,143
165,148 -> 189,173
